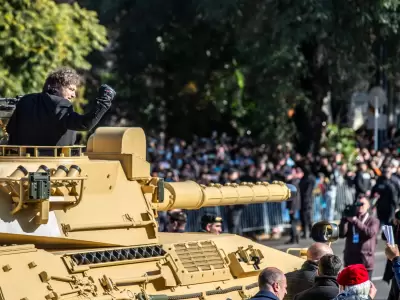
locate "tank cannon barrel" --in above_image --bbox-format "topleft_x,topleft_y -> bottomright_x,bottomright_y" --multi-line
155,180 -> 297,211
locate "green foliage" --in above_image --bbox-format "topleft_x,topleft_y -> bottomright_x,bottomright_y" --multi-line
323,124 -> 358,164
0,0 -> 108,97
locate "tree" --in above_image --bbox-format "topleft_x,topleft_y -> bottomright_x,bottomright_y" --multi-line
78,0 -> 400,151
0,0 -> 108,97
269,0 -> 400,153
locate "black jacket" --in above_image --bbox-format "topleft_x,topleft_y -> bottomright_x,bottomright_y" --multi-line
250,290 -> 279,300
6,92 -> 111,146
286,178 -> 301,212
371,176 -> 398,219
283,260 -> 318,300
354,171 -> 371,196
294,276 -> 339,300
299,174 -> 316,211
382,223 -> 400,300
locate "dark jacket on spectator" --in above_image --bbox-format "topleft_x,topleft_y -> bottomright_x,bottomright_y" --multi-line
299,173 -> 316,211
283,260 -> 318,300
286,178 -> 301,212
383,222 -> 400,300
372,176 -> 398,222
354,170 -> 371,198
250,290 -> 279,300
393,256 -> 400,289
293,275 -> 339,300
339,213 -> 380,270
390,175 -> 400,199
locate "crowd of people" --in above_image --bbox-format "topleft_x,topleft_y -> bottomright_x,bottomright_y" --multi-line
249,241 -> 400,300
149,130 -> 400,239
150,129 -> 400,300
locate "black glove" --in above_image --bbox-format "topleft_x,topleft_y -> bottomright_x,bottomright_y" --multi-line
98,84 -> 116,102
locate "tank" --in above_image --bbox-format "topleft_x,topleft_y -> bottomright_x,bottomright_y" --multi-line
0,126 -> 306,300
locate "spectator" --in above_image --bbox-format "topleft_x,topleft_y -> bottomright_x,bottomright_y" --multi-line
354,162 -> 372,200
148,127 -> 400,238
382,210 -> 400,300
389,160 -> 400,198
285,168 -> 301,244
226,169 -> 244,235
339,196 -> 380,279
385,243 -> 400,292
284,242 -> 333,300
371,167 -> 398,226
298,164 -> 316,239
294,254 -> 342,300
251,267 -> 287,300
334,264 -> 377,300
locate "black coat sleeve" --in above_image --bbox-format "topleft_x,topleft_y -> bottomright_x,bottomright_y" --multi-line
57,99 -> 111,131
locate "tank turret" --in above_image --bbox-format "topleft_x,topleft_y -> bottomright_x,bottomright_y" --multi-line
0,127 -> 296,248
0,127 -> 304,300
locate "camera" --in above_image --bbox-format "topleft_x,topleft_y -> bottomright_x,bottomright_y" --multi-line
342,202 -> 363,218
311,221 -> 339,243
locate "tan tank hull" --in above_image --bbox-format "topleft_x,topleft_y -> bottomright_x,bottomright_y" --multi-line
0,235 -> 304,300
0,127 -> 305,299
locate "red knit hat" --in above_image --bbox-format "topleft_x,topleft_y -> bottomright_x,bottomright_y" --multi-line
337,264 -> 369,286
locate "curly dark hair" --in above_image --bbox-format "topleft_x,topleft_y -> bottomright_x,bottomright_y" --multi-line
42,67 -> 81,92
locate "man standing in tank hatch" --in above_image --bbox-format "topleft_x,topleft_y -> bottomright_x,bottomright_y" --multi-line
6,67 -> 116,147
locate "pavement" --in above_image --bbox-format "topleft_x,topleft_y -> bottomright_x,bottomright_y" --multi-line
259,237 -> 391,300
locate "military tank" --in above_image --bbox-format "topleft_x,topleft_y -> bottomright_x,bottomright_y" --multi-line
0,124 -> 310,300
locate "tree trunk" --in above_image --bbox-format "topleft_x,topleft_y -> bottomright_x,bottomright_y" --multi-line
296,40 -> 330,156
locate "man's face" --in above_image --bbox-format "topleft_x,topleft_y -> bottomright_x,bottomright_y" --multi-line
275,276 -> 287,300
60,84 -> 77,101
357,197 -> 370,215
207,222 -> 222,234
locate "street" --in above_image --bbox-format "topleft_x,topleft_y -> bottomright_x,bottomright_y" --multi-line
260,237 -> 391,300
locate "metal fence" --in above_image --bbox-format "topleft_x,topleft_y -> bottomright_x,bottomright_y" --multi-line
183,182 -> 355,234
